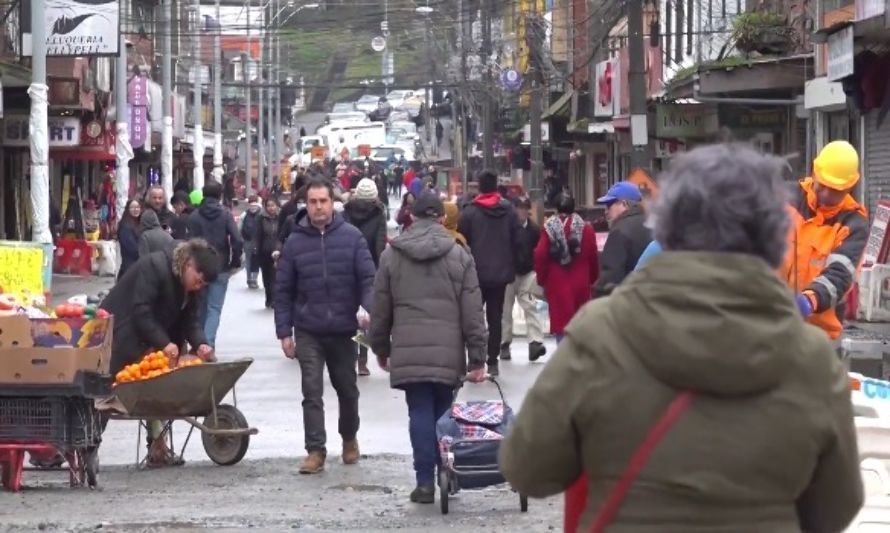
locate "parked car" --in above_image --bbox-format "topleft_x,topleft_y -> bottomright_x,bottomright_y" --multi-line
386,110 -> 411,125
390,120 -> 419,140
368,97 -> 392,122
371,144 -> 417,165
385,90 -> 416,109
332,102 -> 355,113
354,94 -> 382,115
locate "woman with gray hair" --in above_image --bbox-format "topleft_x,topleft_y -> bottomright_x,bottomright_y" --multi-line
500,144 -> 863,532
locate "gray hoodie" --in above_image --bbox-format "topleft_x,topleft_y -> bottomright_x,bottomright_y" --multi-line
138,209 -> 175,257
368,218 -> 488,389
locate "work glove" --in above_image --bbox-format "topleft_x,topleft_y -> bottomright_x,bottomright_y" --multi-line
796,293 -> 814,318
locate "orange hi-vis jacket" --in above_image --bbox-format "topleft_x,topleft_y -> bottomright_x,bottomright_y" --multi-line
781,178 -> 868,339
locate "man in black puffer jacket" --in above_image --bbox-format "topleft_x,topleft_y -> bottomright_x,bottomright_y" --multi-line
457,169 -> 520,376
593,181 -> 652,297
274,178 -> 376,475
187,180 -> 243,348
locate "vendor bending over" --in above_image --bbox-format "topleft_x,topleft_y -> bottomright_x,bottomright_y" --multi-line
100,239 -> 220,466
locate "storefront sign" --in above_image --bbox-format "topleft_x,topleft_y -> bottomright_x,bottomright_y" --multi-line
128,76 -> 148,148
594,59 -> 618,118
827,26 -> 854,81
0,240 -> 47,305
718,108 -> 786,130
21,0 -> 121,57
654,139 -> 687,159
655,104 -> 719,138
856,0 -> 885,20
2,115 -> 81,147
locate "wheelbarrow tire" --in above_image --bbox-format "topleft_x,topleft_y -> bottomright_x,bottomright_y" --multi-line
202,404 -> 250,466
439,470 -> 449,514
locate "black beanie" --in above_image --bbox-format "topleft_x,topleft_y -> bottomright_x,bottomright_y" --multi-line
478,169 -> 498,193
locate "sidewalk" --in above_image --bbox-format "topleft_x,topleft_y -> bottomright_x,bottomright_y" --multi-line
50,274 -> 116,303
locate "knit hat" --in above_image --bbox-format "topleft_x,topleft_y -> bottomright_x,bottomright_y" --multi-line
354,178 -> 378,201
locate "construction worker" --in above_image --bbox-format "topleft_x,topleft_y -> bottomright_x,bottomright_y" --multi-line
782,140 -> 868,340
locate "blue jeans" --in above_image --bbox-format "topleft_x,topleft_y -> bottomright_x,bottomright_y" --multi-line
404,382 -> 454,486
201,271 -> 230,347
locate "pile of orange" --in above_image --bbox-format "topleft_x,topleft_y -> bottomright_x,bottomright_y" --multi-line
114,351 -> 207,386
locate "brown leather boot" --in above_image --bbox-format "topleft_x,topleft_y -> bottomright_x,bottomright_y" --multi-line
299,451 -> 326,474
342,439 -> 360,465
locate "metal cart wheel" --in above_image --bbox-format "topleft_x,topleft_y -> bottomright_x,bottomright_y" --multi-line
202,404 -> 250,466
438,470 -> 450,514
520,494 -> 528,513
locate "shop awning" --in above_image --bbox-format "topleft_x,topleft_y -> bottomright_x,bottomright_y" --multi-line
542,91 -> 573,120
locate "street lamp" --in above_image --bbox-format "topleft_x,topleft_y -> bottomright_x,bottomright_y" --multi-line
265,1 -> 319,186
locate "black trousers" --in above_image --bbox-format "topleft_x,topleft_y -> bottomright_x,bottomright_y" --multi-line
293,331 -> 360,454
259,256 -> 276,307
480,284 -> 507,365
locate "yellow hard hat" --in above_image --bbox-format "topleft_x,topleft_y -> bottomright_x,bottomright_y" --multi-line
813,141 -> 860,190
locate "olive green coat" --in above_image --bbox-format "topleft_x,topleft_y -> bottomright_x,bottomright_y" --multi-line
500,252 -> 863,532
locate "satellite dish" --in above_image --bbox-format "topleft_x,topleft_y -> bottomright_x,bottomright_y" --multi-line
371,36 -> 386,52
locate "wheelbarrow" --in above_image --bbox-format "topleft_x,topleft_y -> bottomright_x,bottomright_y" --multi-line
101,358 -> 257,467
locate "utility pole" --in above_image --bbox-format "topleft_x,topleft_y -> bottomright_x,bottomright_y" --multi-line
244,0 -> 253,196
258,11 -> 266,191
481,0 -> 494,169
29,0 -> 51,243
459,0 -> 468,186
213,0 -> 224,181
192,0 -> 205,190
273,0 -> 282,180
265,1 -> 274,192
115,32 -> 132,224
162,0 -> 174,202
528,4 -> 544,216
627,0 -> 649,171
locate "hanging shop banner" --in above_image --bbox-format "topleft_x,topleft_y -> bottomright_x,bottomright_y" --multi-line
594,59 -> 617,118
0,240 -> 48,305
21,0 -> 121,57
128,76 -> 148,149
827,26 -> 854,81
2,115 -> 81,147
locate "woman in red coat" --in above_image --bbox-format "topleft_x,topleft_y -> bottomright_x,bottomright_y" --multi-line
534,192 -> 598,533
534,192 -> 599,340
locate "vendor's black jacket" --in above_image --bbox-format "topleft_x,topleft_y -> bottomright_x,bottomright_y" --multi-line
594,204 -> 652,297
187,197 -> 243,271
101,243 -> 207,373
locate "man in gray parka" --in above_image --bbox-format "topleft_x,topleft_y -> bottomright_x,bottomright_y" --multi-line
369,191 -> 487,505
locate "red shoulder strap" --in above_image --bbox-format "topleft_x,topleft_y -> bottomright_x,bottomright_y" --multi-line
589,391 -> 694,533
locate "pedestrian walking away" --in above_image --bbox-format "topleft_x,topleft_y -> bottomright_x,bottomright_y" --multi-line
255,196 -> 282,309
501,195 -> 545,362
593,181 -> 652,297
137,209 -> 175,257
343,178 -> 388,376
240,195 -> 263,289
187,180 -> 244,348
169,191 -> 192,240
534,191 -> 599,342
368,191 -> 487,504
274,178 -> 376,475
458,169 -> 520,376
501,144 -> 863,533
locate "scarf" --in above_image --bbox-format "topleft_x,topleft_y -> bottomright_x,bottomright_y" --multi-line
545,213 -> 585,266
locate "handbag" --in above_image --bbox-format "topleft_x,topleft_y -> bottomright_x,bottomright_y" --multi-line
588,392 -> 694,533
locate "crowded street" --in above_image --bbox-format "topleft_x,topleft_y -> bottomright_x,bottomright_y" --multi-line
3,0 -> 890,531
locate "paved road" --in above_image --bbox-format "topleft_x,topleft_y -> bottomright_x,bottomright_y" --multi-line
98,259 -> 555,466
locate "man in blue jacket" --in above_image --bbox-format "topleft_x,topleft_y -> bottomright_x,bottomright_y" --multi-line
274,178 -> 376,475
